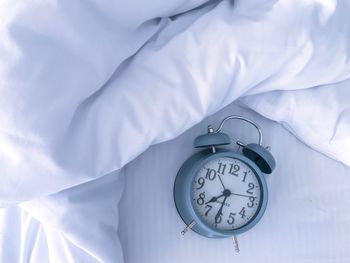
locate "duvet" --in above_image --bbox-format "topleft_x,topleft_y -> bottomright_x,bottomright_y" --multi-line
0,0 -> 349,262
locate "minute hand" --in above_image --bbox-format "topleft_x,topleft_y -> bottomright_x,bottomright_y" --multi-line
215,195 -> 228,224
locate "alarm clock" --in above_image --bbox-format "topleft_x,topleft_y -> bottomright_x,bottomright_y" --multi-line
174,115 -> 275,238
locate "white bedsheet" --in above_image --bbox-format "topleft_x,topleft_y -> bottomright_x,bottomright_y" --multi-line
0,0 -> 350,262
119,103 -> 350,263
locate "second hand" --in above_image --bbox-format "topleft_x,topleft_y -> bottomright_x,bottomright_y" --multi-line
231,193 -> 256,198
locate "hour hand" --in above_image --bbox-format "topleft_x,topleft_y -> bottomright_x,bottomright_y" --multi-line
205,194 -> 224,204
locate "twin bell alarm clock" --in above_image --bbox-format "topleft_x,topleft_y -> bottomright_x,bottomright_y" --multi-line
174,115 -> 276,239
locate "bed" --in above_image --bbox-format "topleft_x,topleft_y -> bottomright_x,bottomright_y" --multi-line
119,102 -> 350,263
0,0 -> 350,262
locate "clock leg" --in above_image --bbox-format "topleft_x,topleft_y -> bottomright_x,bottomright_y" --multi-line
181,220 -> 196,235
232,235 -> 240,253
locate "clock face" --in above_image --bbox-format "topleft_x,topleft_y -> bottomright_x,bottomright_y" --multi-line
191,157 -> 262,231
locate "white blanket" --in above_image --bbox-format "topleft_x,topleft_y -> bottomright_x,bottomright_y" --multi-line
0,0 -> 349,262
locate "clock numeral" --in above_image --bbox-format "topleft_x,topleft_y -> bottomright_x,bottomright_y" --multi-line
217,162 -> 226,174
239,207 -> 246,219
227,212 -> 236,225
247,196 -> 256,208
215,214 -> 222,224
246,183 -> 255,195
196,192 -> 206,206
205,168 -> 216,181
196,177 -> 205,189
242,171 -> 247,182
229,164 -> 240,176
205,205 -> 212,216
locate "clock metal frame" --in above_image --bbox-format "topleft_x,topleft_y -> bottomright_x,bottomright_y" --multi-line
174,148 -> 268,238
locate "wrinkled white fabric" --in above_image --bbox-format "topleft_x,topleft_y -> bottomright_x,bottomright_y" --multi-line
240,77 -> 350,167
0,0 -> 350,262
0,0 -> 207,206
1,0 -> 349,206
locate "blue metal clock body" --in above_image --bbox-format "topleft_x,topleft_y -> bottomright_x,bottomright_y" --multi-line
173,115 -> 275,238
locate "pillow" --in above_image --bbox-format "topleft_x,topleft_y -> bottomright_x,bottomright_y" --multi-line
239,77 -> 350,167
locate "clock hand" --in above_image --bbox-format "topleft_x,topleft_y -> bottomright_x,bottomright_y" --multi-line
230,192 -> 256,198
215,195 -> 228,224
205,194 -> 225,204
205,189 -> 232,205
217,174 -> 226,190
